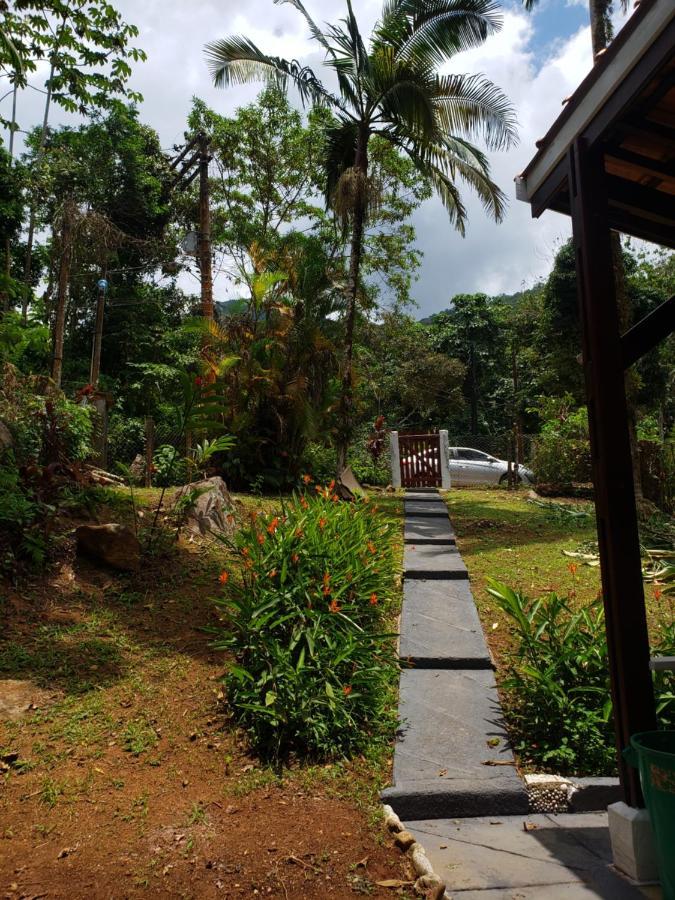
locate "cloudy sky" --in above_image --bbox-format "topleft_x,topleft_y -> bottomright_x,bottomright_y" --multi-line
6,0 -> 633,317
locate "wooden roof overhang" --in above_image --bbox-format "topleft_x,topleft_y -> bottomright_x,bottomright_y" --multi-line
515,0 -> 674,810
516,0 -> 675,248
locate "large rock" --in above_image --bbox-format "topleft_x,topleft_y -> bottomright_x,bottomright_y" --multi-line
76,523 -> 141,571
176,476 -> 236,537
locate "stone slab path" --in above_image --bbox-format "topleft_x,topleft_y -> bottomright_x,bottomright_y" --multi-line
383,491 -> 660,898
382,489 -> 528,819
404,814 -> 660,898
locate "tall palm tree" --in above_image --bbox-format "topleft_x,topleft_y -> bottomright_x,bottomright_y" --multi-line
520,0 -> 628,56
206,0 -> 517,472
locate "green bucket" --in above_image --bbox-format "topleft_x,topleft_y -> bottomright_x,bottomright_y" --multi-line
624,731 -> 675,899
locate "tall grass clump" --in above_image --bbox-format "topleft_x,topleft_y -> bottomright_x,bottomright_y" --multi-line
213,482 -> 399,761
487,579 -> 675,776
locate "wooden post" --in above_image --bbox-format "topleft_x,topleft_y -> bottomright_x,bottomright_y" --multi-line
144,417 -> 154,488
90,280 -> 106,386
198,132 -> 213,321
569,138 -> 656,808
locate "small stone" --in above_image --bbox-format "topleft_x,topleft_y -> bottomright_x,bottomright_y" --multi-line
394,830 -> 417,852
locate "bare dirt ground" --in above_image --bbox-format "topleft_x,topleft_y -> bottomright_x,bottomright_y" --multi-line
0,493 -> 413,899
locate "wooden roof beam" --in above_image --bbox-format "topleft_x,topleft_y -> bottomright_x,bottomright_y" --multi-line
622,294 -> 675,369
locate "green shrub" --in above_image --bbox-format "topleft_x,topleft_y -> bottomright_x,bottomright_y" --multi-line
531,401 -> 591,485
152,444 -> 186,487
108,414 -> 146,465
213,486 -> 399,760
532,435 -> 592,485
302,430 -> 391,487
488,579 -> 675,775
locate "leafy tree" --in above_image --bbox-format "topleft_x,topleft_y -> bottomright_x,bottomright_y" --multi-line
358,311 -> 465,429
205,0 -> 517,471
428,293 -> 506,434
2,0 -> 146,298
187,88 -> 430,313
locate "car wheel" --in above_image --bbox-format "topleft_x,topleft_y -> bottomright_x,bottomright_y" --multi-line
499,472 -> 522,486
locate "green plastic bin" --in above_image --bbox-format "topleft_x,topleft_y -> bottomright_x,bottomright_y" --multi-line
624,731 -> 675,900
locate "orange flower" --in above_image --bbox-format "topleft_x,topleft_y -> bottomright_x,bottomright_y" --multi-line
318,518 -> 327,530
300,497 -> 309,510
323,586 -> 331,596
328,479 -> 336,491
295,528 -> 304,539
343,685 -> 352,696
257,533 -> 265,545
323,571 -> 331,587
250,510 -> 258,523
328,599 -> 341,613
269,569 -> 277,578
267,517 -> 279,535
315,485 -> 323,494
241,547 -> 250,557
654,587 -> 663,601
367,542 -> 377,555
218,571 -> 229,585
332,494 -> 339,503
369,593 -> 378,605
291,553 -> 299,564
568,562 -> 578,576
302,474 -> 313,484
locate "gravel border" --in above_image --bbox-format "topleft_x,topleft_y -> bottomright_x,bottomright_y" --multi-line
382,804 -> 448,899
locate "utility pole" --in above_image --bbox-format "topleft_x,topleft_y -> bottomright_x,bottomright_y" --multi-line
198,132 -> 213,321
90,277 -> 108,386
169,132 -> 213,321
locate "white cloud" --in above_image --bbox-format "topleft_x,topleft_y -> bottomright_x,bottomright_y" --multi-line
4,0 -> 624,315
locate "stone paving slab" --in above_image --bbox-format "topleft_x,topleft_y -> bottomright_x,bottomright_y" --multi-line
382,669 -> 527,818
404,515 -> 455,545
404,499 -> 450,517
403,543 -> 468,579
403,814 -> 660,898
399,580 -> 491,669
405,491 -> 443,501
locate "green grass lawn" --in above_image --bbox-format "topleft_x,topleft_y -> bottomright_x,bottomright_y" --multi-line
443,487 -> 669,663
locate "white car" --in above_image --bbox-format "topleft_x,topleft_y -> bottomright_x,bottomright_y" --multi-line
448,447 -> 534,486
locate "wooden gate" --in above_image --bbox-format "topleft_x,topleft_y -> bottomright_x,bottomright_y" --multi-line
398,432 -> 442,488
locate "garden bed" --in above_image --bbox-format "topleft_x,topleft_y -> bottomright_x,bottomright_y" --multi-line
0,488 -> 411,898
445,487 -> 674,777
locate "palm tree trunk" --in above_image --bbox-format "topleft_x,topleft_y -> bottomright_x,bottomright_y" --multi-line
336,129 -> 368,476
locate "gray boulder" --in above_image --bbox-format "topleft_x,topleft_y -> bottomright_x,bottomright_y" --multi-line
76,523 -> 141,571
176,476 -> 235,537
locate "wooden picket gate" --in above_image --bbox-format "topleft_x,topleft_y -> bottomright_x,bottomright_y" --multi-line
398,431 -> 442,488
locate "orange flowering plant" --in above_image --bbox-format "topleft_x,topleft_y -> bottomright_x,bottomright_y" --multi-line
212,487 -> 399,760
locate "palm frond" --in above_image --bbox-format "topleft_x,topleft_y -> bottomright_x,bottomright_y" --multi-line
376,0 -> 503,67
273,0 -> 335,56
431,73 -> 518,151
205,35 -> 336,108
0,28 -> 23,76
